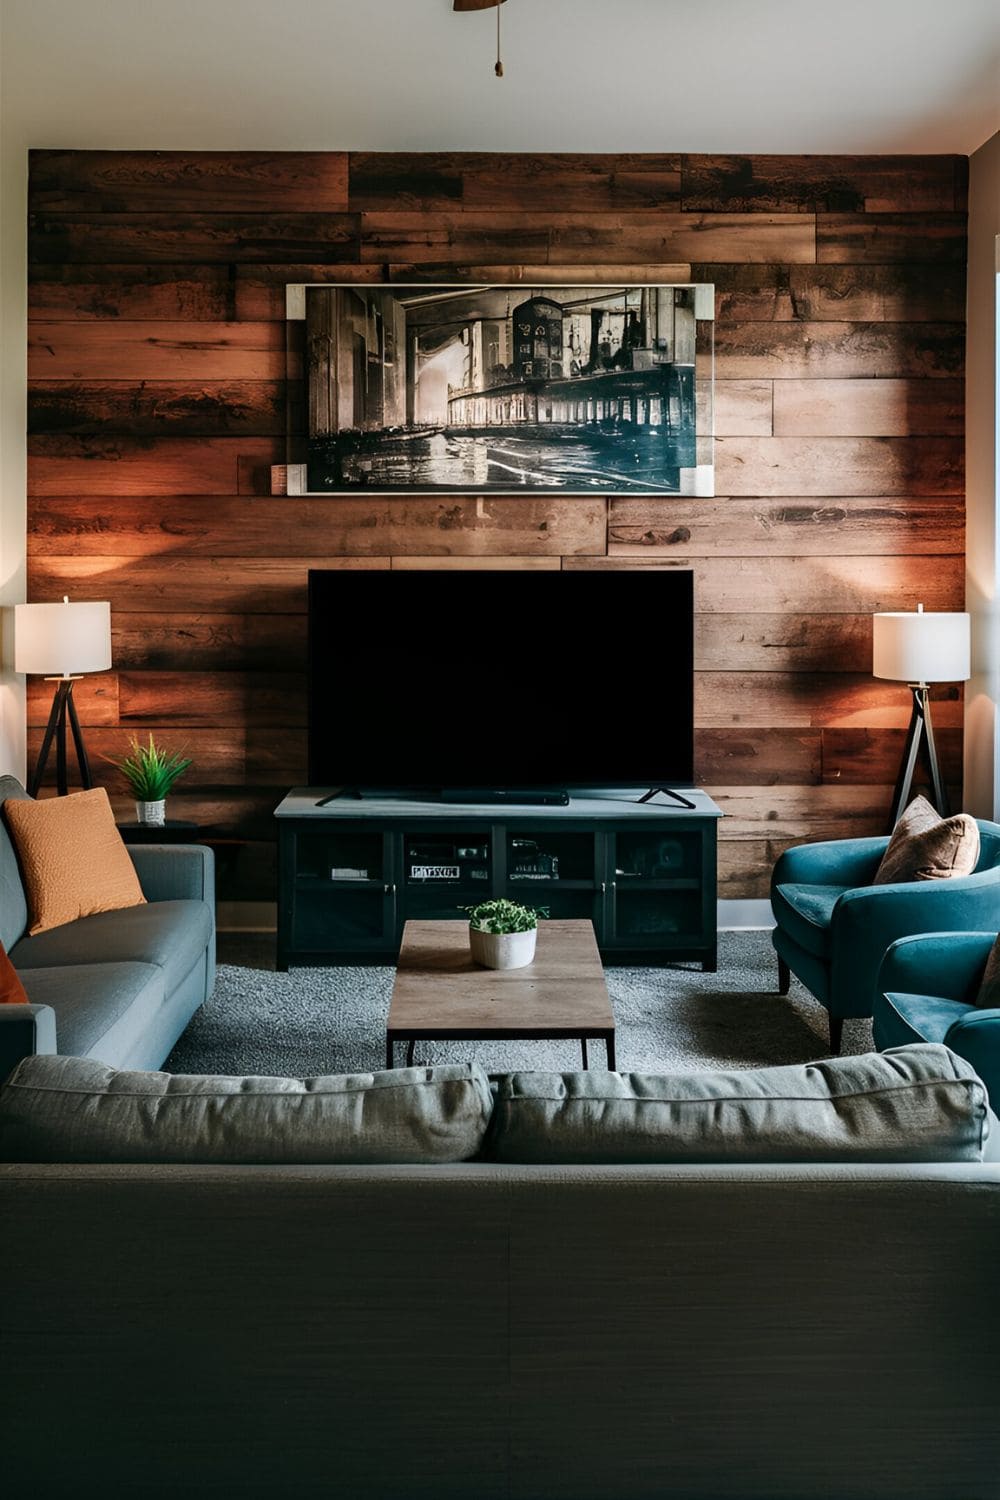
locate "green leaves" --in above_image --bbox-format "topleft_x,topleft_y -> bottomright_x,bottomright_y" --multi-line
104,734 -> 192,801
460,897 -> 548,935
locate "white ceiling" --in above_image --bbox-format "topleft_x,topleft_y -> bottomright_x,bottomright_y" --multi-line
1,0 -> 998,156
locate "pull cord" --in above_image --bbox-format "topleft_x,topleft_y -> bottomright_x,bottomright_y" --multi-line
495,0 -> 503,77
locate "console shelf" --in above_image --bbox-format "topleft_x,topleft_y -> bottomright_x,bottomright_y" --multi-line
274,788 -> 721,970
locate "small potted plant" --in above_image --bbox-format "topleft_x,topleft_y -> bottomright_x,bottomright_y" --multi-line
462,897 -> 548,970
107,734 -> 192,826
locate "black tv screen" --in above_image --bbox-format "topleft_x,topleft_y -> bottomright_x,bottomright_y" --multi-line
308,568 -> 694,792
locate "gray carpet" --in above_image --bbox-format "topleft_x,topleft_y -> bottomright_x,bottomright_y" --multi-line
164,930 -> 875,1077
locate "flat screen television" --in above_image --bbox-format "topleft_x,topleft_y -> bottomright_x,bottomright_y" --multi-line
307,568 -> 694,795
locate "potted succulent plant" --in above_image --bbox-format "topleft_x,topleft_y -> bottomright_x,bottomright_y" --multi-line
462,897 -> 548,971
107,734 -> 192,826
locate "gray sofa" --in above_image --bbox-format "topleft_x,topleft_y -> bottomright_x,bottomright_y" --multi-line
1,1047 -> 998,1500
0,775 -> 215,1079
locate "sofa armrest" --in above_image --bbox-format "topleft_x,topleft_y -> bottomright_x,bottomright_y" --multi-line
878,933 -> 996,1005
944,1008 -> 1000,1099
0,1005 -> 56,1083
128,844 -> 215,905
772,836 -> 889,893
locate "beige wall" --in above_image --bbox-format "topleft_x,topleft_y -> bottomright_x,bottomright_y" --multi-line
0,9 -> 28,780
964,131 -> 1000,818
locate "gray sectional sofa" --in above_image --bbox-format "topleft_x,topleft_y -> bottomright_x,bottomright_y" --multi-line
0,774 -> 215,1079
1,1045 -> 998,1500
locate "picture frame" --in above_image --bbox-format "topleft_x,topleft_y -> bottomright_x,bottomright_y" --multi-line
286,281 -> 714,497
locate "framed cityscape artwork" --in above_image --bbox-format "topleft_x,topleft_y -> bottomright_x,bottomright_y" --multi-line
285,282 -> 715,496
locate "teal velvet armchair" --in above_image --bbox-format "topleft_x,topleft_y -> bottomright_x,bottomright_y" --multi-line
770,820 -> 1000,1053
875,933 -> 1000,1106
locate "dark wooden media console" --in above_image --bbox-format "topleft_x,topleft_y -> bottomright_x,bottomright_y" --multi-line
275,788 -> 721,970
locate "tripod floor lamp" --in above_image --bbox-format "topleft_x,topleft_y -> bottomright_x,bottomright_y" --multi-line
872,604 -> 970,828
15,598 -> 112,797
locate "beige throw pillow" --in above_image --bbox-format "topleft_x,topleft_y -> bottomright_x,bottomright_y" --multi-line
4,787 -> 146,936
874,795 -> 980,885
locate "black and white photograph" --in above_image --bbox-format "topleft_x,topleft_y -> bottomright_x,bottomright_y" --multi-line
303,283 -> 714,495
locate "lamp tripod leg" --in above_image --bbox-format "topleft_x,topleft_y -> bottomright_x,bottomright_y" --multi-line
889,689 -> 924,828
29,682 -> 70,798
920,690 -> 949,816
65,685 -> 94,790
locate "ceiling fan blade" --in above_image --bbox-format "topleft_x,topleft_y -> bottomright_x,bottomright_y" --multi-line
453,0 -> 506,11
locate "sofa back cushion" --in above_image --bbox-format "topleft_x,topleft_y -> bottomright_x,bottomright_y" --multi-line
0,1055 -> 494,1164
4,787 -> 145,936
874,795 -> 980,885
486,1045 -> 990,1163
0,776 -> 31,950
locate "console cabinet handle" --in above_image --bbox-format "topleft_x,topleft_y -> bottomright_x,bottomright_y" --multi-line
600,881 -> 607,894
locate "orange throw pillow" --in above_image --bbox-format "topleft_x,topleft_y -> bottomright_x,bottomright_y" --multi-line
0,941 -> 28,1004
4,787 -> 146,936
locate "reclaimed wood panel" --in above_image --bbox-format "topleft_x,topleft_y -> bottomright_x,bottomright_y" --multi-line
696,675 -> 963,730
693,263 -> 967,324
391,556 -> 562,571
681,156 -> 963,214
118,671 -> 306,729
26,674 -> 119,727
694,614 -> 873,672
27,496 -> 608,558
714,323 -> 964,380
820,727 -> 963,785
29,151 -> 349,213
24,149 -> 968,903
29,265 -> 233,321
566,554 -> 963,612
28,382 -> 286,436
110,614 -> 307,670
710,784 -> 898,841
608,497 -> 963,557
28,556 -> 390,613
27,436 -> 282,495
349,153 -> 683,212
714,381 -> 773,437
817,213 -> 967,263
772,378 -> 964,437
714,436 -> 963,497
544,214 -> 816,265
29,213 -> 362,264
695,728 -> 822,786
28,322 -> 285,380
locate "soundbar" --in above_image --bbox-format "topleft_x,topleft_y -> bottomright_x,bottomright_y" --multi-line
439,787 -> 570,807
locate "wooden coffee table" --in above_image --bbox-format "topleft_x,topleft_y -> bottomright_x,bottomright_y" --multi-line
386,918 -> 616,1070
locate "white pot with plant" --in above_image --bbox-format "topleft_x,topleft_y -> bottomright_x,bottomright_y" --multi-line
107,734 -> 192,826
463,898 -> 547,970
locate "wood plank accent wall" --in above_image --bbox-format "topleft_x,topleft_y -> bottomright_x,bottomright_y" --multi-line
26,151 -> 967,901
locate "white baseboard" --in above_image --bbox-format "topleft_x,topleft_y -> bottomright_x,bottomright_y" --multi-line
217,899 -> 774,935
717,898 -> 774,930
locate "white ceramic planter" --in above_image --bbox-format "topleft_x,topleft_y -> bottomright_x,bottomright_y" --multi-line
469,924 -> 537,970
136,799 -> 166,826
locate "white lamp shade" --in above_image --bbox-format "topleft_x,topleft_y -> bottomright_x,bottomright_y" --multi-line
14,600 -> 112,676
872,610 -> 970,684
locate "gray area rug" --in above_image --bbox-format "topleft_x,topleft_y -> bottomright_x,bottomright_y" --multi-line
165,930 -> 875,1077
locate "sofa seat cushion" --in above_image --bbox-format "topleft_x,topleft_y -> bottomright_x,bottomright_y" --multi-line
0,1056 -> 495,1165
771,883 -> 850,958
876,990 -> 973,1050
17,962 -> 165,1057
486,1044 -> 990,1164
12,899 -> 212,995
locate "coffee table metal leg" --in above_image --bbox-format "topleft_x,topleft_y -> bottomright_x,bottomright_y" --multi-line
580,1037 -> 589,1069
406,1039 -> 416,1067
607,1031 -> 617,1071
385,1035 -> 394,1070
